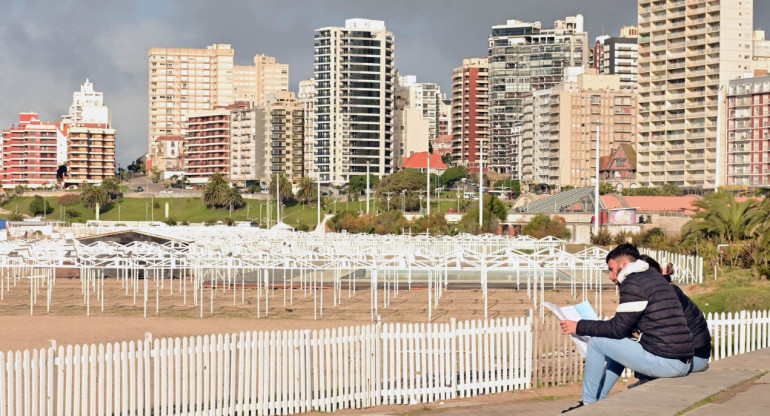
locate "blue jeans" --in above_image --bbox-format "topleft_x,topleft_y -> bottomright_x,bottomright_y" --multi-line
691,356 -> 709,373
583,337 -> 691,403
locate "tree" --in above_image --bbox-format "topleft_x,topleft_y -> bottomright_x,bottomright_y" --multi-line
684,191 -> 756,243
150,167 -> 162,182
599,182 -> 616,195
375,169 -> 431,211
13,185 -> 27,197
222,186 -> 245,215
441,153 -> 453,166
29,196 -> 54,216
440,167 -> 467,188
79,184 -> 107,209
522,214 -> 572,240
348,174 -> 380,193
100,177 -> 121,201
268,173 -> 294,204
295,177 -> 317,205
748,196 -> 770,264
412,212 -> 452,235
127,158 -> 146,173
203,173 -> 229,208
493,179 -> 521,193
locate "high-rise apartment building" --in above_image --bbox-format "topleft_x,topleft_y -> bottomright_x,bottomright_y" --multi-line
450,57 -> 489,168
726,75 -> 770,188
260,91 -> 305,182
600,37 -> 639,91
753,30 -> 770,72
183,108 -> 232,184
65,79 -> 111,127
233,54 -> 289,105
229,102 -> 259,187
1,113 -> 67,188
298,79 -> 316,178
66,126 -> 116,186
488,15 -> 588,177
637,0 -> 754,190
314,19 -> 395,183
522,74 -> 637,188
148,44 -> 234,168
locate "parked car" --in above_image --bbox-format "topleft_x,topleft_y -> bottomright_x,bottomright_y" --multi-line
137,186 -> 144,192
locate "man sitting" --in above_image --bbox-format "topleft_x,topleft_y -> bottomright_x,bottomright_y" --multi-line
560,244 -> 694,412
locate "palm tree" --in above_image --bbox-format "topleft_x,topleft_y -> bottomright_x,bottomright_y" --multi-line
747,196 -> 770,263
683,191 -> 757,243
79,183 -> 108,209
222,186 -> 244,216
203,173 -> 229,208
100,177 -> 120,201
295,177 -> 317,206
268,174 -> 294,204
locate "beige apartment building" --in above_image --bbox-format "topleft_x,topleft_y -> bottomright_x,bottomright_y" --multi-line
148,44 -> 234,169
259,91 -> 304,182
298,79 -> 316,179
523,74 -> 637,189
233,54 -> 289,106
637,0 -> 754,190
67,126 -> 116,186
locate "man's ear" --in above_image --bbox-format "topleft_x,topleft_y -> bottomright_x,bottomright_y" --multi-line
618,256 -> 631,270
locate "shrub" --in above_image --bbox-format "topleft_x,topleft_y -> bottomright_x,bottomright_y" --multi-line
58,194 -> 80,206
163,217 -> 178,226
223,217 -> 235,226
590,228 -> 613,246
64,209 -> 81,219
29,196 -> 54,216
612,230 -> 632,245
180,220 -> 190,226
522,214 -> 572,240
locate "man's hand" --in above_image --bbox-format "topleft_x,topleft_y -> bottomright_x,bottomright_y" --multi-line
560,320 -> 578,335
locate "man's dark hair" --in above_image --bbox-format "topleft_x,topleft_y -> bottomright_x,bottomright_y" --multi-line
606,243 -> 640,264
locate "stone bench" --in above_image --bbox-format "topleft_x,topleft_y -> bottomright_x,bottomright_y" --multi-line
570,348 -> 770,415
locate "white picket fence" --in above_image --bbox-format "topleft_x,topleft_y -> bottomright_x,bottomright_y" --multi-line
639,248 -> 704,284
708,310 -> 770,361
0,317 -> 532,416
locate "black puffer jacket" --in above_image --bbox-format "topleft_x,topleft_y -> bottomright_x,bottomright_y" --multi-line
673,285 -> 711,359
576,260 -> 694,360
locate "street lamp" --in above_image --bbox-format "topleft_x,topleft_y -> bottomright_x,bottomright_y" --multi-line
366,161 -> 371,215
594,121 -> 601,236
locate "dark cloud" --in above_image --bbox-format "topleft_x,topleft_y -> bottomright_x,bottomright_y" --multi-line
1,0 -> 767,166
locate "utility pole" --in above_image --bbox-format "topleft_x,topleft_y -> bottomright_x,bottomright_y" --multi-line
479,133 -> 484,230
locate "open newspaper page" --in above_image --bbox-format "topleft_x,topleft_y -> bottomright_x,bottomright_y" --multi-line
543,300 -> 599,357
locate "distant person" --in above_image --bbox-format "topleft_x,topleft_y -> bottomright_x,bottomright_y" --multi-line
638,215 -> 645,224
560,244 -> 693,412
590,215 -> 595,224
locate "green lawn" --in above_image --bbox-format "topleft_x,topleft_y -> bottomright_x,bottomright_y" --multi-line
689,267 -> 770,314
0,194 -> 499,227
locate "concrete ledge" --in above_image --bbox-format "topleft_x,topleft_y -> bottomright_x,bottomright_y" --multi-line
570,348 -> 770,415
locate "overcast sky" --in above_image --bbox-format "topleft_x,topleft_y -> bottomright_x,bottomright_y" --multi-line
2,0 -> 768,166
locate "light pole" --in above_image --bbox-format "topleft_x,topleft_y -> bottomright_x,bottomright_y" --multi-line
427,153 -> 431,216
594,121 -> 601,236
275,173 -> 281,224
479,129 -> 485,230
366,161 -> 370,215
715,83 -> 726,191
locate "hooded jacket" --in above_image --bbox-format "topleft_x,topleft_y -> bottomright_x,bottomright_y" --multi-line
576,260 -> 695,360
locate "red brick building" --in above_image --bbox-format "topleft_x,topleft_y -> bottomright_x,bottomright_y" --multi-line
451,57 -> 488,168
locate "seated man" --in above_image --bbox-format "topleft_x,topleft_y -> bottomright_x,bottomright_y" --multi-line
560,244 -> 694,412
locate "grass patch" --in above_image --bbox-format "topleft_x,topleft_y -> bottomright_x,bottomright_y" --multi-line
688,266 -> 770,314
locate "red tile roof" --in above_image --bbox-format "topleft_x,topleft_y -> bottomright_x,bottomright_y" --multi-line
403,152 -> 448,170
434,135 -> 453,144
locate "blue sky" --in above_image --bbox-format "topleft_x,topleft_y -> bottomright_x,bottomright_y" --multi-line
1,0 -> 767,166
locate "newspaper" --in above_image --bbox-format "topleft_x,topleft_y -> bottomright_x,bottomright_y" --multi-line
543,300 -> 599,357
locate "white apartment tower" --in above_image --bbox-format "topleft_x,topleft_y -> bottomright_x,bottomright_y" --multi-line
314,19 -> 395,183
637,0 -> 754,190
66,79 -> 111,127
